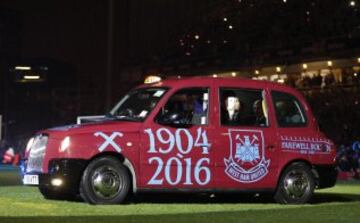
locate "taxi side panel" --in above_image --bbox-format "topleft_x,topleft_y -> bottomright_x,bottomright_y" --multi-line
41,130 -> 141,189
211,80 -> 279,189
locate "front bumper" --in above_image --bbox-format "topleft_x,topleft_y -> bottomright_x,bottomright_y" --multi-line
23,159 -> 88,194
313,164 -> 338,189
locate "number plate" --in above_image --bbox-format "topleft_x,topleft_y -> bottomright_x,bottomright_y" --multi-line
23,175 -> 39,185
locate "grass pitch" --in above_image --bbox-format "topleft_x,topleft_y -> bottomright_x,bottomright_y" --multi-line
0,167 -> 360,223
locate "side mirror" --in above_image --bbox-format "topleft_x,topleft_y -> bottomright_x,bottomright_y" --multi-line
157,111 -> 192,128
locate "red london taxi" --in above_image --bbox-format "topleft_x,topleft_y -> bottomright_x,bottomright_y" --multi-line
22,76 -> 337,204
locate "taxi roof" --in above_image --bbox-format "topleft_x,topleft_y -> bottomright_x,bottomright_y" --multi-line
140,76 -> 294,92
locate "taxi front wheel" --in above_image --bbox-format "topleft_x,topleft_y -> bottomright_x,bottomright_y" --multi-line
80,156 -> 130,204
274,162 -> 315,204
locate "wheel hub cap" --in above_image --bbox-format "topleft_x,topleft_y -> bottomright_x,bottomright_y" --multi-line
91,166 -> 121,199
283,170 -> 310,199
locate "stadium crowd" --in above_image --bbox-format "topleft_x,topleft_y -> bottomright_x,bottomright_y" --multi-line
337,144 -> 360,176
304,85 -> 360,178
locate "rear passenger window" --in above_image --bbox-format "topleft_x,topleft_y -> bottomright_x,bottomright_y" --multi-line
271,91 -> 307,127
220,88 -> 269,127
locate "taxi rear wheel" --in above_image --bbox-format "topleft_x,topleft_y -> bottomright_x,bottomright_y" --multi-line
80,156 -> 130,204
274,162 -> 315,204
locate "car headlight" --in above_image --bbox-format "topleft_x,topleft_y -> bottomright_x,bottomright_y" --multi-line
59,136 -> 71,152
26,137 -> 35,152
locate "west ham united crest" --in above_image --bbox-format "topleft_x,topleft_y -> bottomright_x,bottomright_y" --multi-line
224,129 -> 270,183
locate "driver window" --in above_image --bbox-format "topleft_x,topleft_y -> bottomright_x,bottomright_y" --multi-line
156,88 -> 209,125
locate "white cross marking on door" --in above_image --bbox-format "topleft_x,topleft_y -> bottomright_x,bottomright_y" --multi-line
94,131 -> 123,152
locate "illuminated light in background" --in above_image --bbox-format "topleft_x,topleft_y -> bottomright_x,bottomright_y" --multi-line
223,40 -> 228,44
302,63 -> 308,69
283,0 -> 287,3
212,74 -> 218,78
206,40 -> 211,44
327,61 -> 333,67
231,72 -> 236,77
277,79 -> 285,83
15,66 -> 31,71
357,57 -> 360,63
350,1 -> 356,7
355,73 -> 358,77
23,75 -> 40,80
223,17 -> 228,22
185,52 -> 191,56
228,25 -> 233,30
276,66 -> 281,73
255,70 -> 260,75
194,35 -> 200,40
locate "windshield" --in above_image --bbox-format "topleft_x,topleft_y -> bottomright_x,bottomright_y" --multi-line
109,87 -> 168,122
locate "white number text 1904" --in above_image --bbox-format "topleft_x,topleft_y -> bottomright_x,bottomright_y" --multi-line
145,127 -> 211,186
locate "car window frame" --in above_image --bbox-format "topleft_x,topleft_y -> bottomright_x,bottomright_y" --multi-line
154,86 -> 211,127
271,90 -> 308,128
218,87 -> 270,128
110,87 -> 170,122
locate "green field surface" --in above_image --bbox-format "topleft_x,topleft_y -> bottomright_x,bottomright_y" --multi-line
0,169 -> 360,223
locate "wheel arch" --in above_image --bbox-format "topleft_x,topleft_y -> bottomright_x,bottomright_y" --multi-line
86,152 -> 137,193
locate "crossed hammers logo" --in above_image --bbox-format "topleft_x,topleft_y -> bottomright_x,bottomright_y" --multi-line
94,131 -> 123,152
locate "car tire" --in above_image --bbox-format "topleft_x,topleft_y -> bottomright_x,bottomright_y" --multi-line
80,156 -> 130,204
274,162 -> 315,204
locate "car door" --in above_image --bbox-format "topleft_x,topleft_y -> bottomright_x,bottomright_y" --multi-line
139,85 -> 216,190
270,90 -> 318,167
212,82 -> 280,189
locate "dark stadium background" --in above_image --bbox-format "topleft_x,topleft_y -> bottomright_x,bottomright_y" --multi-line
0,0 -> 359,175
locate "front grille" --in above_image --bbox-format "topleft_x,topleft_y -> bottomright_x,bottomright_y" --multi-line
27,134 -> 48,173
